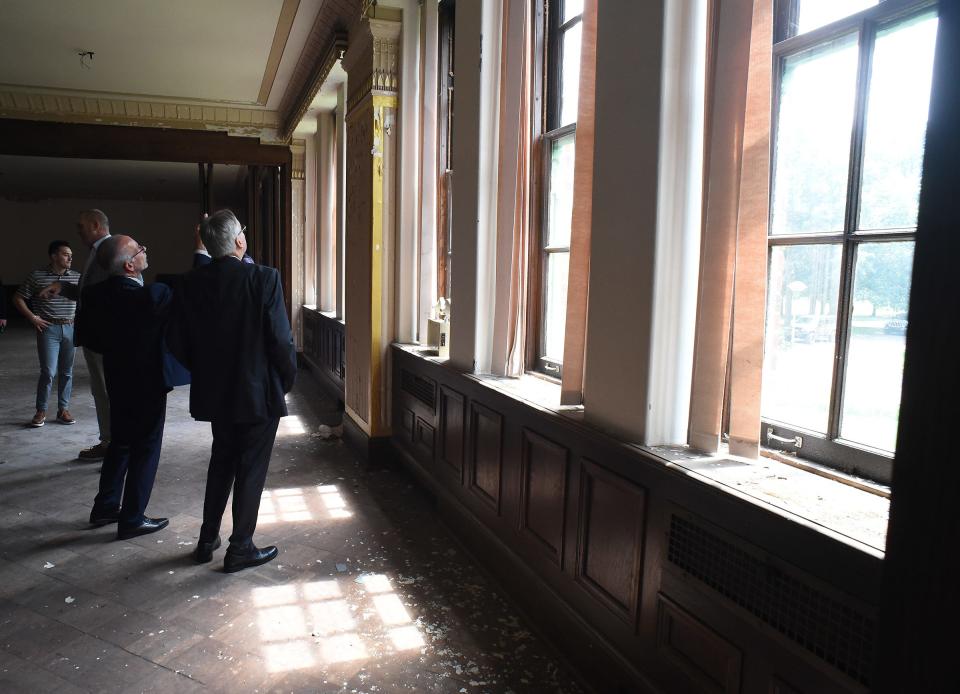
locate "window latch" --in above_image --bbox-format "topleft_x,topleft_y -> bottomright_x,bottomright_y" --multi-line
766,427 -> 802,450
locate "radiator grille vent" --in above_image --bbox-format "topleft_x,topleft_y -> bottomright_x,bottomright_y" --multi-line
401,370 -> 436,411
667,514 -> 875,686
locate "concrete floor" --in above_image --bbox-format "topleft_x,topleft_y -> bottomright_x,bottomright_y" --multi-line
0,325 -> 584,693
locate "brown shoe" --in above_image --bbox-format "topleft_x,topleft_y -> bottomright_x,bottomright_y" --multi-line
78,441 -> 110,461
30,411 -> 46,427
56,410 -> 76,425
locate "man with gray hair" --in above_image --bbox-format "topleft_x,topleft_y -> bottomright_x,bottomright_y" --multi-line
168,209 -> 296,572
43,209 -> 115,460
82,235 -> 171,538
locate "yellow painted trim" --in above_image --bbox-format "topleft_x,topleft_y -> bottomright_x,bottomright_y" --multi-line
372,94 -> 398,109
369,104 -> 385,435
345,404 -> 371,436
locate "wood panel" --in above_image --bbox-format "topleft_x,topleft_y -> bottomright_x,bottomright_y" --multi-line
439,385 -> 466,482
301,308 -> 345,399
468,402 -> 503,512
576,459 -> 647,624
400,408 -> 415,440
302,310 -> 319,363
387,345 -> 885,694
414,417 -> 436,464
656,594 -> 743,694
518,429 -> 569,566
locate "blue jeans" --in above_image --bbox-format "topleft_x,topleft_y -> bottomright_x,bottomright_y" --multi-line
36,323 -> 75,412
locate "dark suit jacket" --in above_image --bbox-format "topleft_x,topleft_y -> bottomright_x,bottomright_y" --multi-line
64,236 -> 114,349
193,252 -> 254,268
167,256 -> 296,423
81,276 -> 173,440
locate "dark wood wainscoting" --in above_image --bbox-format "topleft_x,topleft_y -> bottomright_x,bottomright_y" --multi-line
301,307 -> 345,401
390,345 -> 880,694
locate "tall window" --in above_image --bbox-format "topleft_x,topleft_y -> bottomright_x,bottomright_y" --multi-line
532,0 -> 582,378
437,0 -> 455,303
763,0 -> 938,481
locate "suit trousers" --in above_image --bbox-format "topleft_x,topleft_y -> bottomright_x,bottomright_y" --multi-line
92,393 -> 166,525
199,418 -> 280,551
83,347 -> 111,442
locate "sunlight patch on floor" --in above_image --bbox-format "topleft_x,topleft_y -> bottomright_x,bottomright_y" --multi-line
258,485 -> 354,525
277,413 -> 307,437
254,574 -> 424,673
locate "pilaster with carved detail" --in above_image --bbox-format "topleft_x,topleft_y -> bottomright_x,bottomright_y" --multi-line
342,11 -> 402,438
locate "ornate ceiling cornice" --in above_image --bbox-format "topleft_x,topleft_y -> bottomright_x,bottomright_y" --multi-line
0,89 -> 283,142
276,0 -> 361,142
278,30 -> 349,143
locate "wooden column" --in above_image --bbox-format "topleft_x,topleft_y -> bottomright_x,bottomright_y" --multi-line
342,8 -> 402,440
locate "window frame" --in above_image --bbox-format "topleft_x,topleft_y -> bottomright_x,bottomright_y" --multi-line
764,0 -> 938,483
527,0 -> 583,379
437,0 -> 456,303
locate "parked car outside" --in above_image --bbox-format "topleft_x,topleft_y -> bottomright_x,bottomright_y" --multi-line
884,318 -> 908,335
791,314 -> 837,343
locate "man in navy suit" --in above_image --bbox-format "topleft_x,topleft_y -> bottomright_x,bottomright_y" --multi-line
168,209 -> 296,572
83,235 -> 171,539
191,213 -> 255,267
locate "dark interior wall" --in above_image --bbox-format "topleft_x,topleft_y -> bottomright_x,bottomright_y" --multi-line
0,197 -> 202,286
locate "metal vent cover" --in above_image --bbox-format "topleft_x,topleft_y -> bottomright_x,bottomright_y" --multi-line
401,369 -> 436,411
667,514 -> 876,686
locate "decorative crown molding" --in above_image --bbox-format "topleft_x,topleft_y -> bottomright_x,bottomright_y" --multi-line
343,13 -> 401,117
278,30 -> 349,143
0,89 -> 282,142
370,20 -> 401,93
290,138 -> 306,179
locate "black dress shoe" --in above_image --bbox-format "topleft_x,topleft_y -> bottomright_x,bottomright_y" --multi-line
223,545 -> 279,573
89,509 -> 120,526
193,536 -> 222,564
117,517 -> 169,540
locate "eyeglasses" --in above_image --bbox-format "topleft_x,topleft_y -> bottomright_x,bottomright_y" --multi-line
237,225 -> 247,239
131,244 -> 146,259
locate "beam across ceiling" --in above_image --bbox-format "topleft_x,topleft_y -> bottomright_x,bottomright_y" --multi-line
0,118 -> 291,166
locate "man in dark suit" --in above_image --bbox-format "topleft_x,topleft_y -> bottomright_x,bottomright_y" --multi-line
192,213 -> 255,267
83,235 -> 171,539
41,209 -> 116,460
168,209 -> 296,573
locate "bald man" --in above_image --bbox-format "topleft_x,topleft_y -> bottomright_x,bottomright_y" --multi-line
82,235 -> 171,539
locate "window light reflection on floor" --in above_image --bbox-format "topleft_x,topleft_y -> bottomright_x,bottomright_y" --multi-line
372,593 -> 413,625
319,633 -> 369,663
254,574 -> 425,673
277,413 -> 307,437
263,640 -> 316,672
258,485 -> 354,525
318,484 -> 353,519
308,599 -> 355,636
259,487 -> 313,524
389,625 -> 426,650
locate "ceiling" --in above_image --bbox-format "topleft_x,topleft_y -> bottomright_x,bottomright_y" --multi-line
0,0 -> 288,105
0,0 -> 345,140
0,155 -> 246,203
